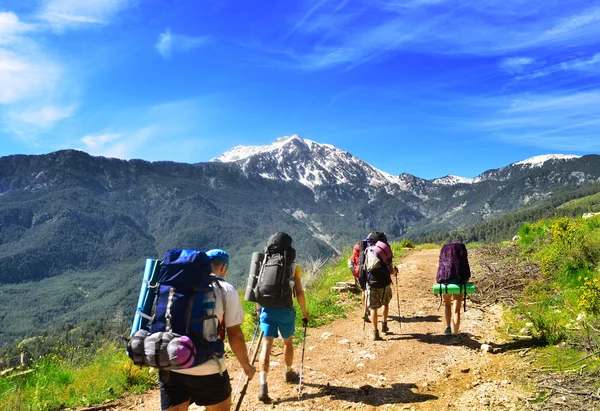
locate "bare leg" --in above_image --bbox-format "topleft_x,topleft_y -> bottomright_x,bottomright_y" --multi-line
165,400 -> 190,411
282,336 -> 294,367
452,294 -> 464,334
259,337 -> 275,372
370,308 -> 378,330
382,304 -> 389,324
443,294 -> 452,329
206,396 -> 231,411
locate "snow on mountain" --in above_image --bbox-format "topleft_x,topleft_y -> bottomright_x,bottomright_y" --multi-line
431,175 -> 475,185
513,154 -> 580,167
211,134 -> 406,191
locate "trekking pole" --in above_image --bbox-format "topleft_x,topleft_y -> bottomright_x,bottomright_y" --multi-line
232,322 -> 260,403
234,330 -> 264,411
298,319 -> 308,399
394,268 -> 401,328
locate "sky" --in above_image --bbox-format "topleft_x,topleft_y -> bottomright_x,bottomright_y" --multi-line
1,0 -> 600,180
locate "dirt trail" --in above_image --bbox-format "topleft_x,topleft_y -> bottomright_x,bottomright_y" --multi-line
107,248 -> 533,410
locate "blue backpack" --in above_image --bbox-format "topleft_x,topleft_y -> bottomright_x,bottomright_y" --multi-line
128,249 -> 226,370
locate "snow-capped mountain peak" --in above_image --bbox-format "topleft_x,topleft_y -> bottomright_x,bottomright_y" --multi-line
211,134 -> 404,191
513,154 -> 580,167
431,175 -> 474,185
211,135 -> 323,163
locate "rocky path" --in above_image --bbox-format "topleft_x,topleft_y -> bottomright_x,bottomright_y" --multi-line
104,248 -> 534,410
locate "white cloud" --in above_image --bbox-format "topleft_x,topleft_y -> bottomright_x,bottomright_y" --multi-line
81,133 -> 122,149
39,0 -> 136,29
156,28 -> 211,59
12,105 -> 77,127
474,91 -> 600,151
499,57 -> 535,73
0,12 -> 62,105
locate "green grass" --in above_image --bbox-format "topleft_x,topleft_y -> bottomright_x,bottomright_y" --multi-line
0,343 -> 156,410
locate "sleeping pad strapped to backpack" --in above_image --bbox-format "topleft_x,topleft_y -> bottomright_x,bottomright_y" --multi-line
127,249 -> 226,371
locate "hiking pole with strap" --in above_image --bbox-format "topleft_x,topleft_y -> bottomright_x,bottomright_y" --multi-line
394,268 -> 401,328
232,322 -> 260,403
298,319 -> 308,399
234,330 -> 264,411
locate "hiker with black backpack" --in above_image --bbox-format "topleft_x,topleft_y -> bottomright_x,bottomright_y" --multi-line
153,249 -> 256,411
251,232 -> 310,402
359,232 -> 396,341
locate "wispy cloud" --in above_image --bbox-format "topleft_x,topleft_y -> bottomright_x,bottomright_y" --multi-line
500,57 -> 535,74
77,100 -> 214,161
474,91 -> 600,151
12,105 -> 78,127
39,0 -> 136,30
156,28 -> 211,60
515,53 -> 600,80
260,0 -> 600,70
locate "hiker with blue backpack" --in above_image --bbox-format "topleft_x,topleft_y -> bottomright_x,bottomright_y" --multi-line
358,232 -> 397,341
248,232 -> 310,402
128,248 -> 256,411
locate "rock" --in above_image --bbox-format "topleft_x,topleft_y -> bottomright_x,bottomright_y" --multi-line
481,344 -> 492,353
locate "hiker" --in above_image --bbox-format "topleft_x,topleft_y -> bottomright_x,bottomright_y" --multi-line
158,248 -> 256,411
254,232 -> 310,402
436,242 -> 471,342
349,241 -> 370,322
359,232 -> 396,341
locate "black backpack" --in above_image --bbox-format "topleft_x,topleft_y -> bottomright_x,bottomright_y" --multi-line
254,232 -> 296,308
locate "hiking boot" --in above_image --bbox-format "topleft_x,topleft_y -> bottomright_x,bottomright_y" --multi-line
258,383 -> 269,401
382,322 -> 389,333
444,326 -> 452,335
372,329 -> 382,341
285,369 -> 299,383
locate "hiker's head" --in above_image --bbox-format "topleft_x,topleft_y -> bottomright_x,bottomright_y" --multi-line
206,249 -> 229,276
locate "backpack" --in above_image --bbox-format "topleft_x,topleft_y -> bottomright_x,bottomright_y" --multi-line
127,249 -> 226,371
436,242 -> 471,283
253,232 -> 296,309
436,242 -> 471,311
360,232 -> 393,289
349,242 -> 361,277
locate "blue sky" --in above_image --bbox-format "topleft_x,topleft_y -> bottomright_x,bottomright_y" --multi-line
1,0 -> 599,179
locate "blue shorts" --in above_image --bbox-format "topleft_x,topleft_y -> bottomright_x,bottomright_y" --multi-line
259,306 -> 296,339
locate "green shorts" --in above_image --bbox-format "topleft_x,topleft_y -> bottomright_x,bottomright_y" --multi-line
367,285 -> 392,309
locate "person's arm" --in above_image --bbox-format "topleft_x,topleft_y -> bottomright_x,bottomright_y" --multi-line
226,325 -> 256,380
294,278 -> 309,321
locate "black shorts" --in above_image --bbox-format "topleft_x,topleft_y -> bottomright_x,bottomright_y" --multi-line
159,370 -> 231,409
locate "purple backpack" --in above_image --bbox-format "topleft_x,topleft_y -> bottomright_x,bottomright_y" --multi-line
436,242 -> 471,283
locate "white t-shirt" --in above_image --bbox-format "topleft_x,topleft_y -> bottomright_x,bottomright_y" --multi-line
173,277 -> 245,376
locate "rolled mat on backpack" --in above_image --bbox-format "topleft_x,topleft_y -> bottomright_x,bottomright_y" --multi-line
433,283 -> 475,295
130,258 -> 161,336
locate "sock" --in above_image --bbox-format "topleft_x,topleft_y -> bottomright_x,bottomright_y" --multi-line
286,365 -> 292,373
260,371 -> 268,384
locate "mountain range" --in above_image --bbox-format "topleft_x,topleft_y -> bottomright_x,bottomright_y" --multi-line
0,134 -> 598,348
